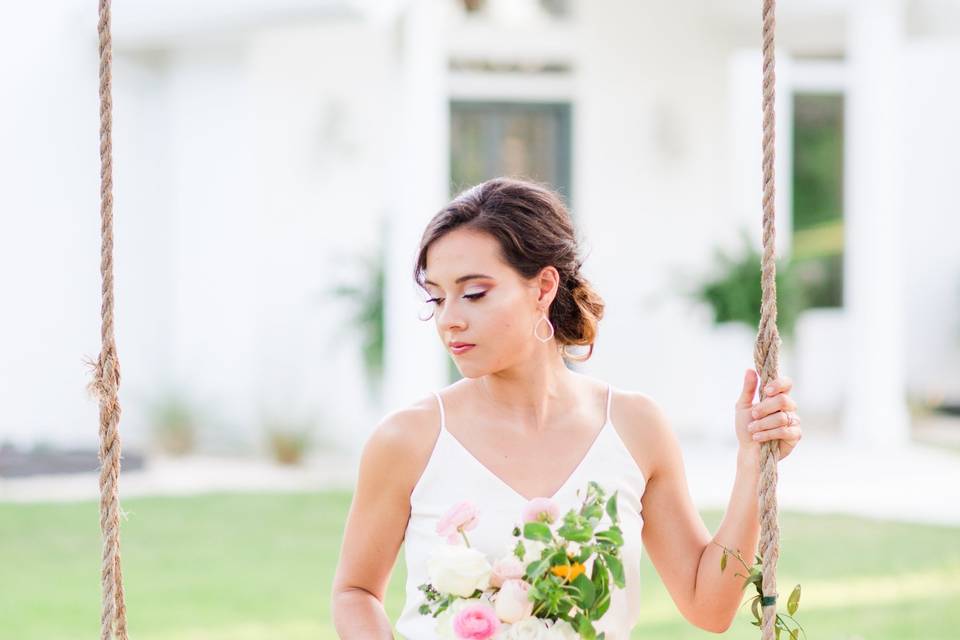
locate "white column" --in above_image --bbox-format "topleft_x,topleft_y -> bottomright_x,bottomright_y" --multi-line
842,0 -> 910,448
382,0 -> 451,413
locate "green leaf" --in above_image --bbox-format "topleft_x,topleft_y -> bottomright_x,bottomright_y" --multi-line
720,552 -> 728,572
605,491 -> 619,521
571,573 -> 597,609
524,521 -> 553,543
594,590 -> 612,617
790,629 -> 799,640
526,557 -> 553,581
787,584 -> 801,615
582,503 -> 604,521
742,567 -> 762,591
751,596 -> 762,623
591,557 -> 607,595
557,523 -> 594,542
601,552 -> 626,588
513,539 -> 526,560
577,613 -> 597,640
595,527 -> 624,547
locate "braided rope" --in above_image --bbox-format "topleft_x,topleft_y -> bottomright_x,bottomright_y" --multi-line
756,1 -> 782,638
86,0 -> 130,637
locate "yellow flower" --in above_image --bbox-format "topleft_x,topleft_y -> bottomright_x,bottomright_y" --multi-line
550,561 -> 586,582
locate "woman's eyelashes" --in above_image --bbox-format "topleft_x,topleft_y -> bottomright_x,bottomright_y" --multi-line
426,291 -> 487,306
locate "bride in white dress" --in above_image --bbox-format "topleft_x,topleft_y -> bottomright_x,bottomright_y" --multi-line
331,177 -> 802,639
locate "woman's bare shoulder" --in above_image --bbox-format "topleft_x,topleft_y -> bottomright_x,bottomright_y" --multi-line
360,393 -> 444,493
609,387 -> 676,482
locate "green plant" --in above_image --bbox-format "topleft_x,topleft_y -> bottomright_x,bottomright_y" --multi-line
715,541 -> 806,640
690,227 -> 804,341
322,246 -> 385,396
148,393 -> 196,456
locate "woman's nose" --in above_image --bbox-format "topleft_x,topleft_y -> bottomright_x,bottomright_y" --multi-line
437,303 -> 465,330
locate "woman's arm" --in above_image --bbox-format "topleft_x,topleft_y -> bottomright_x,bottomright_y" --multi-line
629,392 -> 730,633
688,449 -> 762,632
331,402 -> 437,638
631,372 -> 800,633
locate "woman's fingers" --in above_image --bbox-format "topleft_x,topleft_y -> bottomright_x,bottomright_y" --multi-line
751,393 -> 797,419
747,409 -> 800,434
751,424 -> 802,443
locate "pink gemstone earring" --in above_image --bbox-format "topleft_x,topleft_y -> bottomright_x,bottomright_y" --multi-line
533,312 -> 555,342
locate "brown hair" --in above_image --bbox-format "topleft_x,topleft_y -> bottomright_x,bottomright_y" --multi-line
414,177 -> 605,362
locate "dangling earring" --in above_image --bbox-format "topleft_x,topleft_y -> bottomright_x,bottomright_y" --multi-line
533,312 -> 554,343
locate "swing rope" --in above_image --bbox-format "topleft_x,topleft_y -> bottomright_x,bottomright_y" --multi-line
756,0 -> 783,638
87,0 -> 130,637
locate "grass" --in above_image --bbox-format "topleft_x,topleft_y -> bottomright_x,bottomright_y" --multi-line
1,492 -> 959,639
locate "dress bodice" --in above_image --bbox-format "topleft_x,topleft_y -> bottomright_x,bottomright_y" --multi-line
394,384 -> 647,639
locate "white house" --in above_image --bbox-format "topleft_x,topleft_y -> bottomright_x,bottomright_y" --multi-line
1,0 -> 958,457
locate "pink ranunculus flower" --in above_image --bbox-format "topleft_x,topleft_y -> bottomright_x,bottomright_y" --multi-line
493,579 -> 534,623
437,500 -> 481,544
489,554 -> 526,588
521,497 -> 560,524
452,601 -> 501,640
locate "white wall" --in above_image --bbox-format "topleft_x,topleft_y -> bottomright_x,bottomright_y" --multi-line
0,2 -> 104,449
902,40 -> 960,402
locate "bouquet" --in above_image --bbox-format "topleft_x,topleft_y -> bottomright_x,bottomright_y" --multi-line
416,481 -> 625,640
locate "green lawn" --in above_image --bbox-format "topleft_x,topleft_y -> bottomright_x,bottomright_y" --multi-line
2,492 -> 959,639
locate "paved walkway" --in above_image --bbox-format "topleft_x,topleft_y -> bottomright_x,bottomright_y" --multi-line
2,433 -> 958,527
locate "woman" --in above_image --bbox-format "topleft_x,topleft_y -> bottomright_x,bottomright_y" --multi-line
331,177 -> 802,638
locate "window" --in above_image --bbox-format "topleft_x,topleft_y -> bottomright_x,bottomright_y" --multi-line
450,101 -> 572,205
791,93 -> 844,308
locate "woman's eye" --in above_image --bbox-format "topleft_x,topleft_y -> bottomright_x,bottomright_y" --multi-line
425,292 -> 485,306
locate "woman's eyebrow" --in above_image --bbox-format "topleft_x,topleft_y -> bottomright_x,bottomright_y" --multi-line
423,273 -> 495,287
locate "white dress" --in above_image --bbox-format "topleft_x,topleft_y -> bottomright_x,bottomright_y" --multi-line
394,384 -> 648,639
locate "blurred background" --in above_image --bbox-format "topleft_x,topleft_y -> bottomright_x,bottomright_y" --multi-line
1,0 -> 959,639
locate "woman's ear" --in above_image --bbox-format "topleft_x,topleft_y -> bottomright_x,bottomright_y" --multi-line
534,266 -> 560,308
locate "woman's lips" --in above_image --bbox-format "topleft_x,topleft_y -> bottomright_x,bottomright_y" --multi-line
450,344 -> 476,355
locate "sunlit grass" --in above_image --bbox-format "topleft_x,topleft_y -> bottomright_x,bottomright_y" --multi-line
1,493 -> 958,639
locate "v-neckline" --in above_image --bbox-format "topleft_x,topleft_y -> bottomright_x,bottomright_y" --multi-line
441,415 -> 612,504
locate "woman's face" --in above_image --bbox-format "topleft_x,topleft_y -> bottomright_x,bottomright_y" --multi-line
422,227 -> 558,377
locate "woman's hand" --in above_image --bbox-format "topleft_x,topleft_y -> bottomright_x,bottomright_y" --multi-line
735,368 -> 802,462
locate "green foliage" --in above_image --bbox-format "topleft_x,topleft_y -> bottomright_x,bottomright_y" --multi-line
323,246 -> 385,396
716,541 -> 807,639
691,227 -> 804,341
514,481 -> 625,638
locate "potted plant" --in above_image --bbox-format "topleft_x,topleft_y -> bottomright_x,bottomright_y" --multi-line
680,227 -> 804,442
262,416 -> 315,465
148,392 -> 197,456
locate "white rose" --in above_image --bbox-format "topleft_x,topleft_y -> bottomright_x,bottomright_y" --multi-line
494,579 -> 534,623
503,616 -> 551,640
427,544 -> 492,597
545,619 -> 580,640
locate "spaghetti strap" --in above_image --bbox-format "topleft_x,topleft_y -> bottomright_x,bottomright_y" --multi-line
432,391 -> 446,432
605,383 -> 613,424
